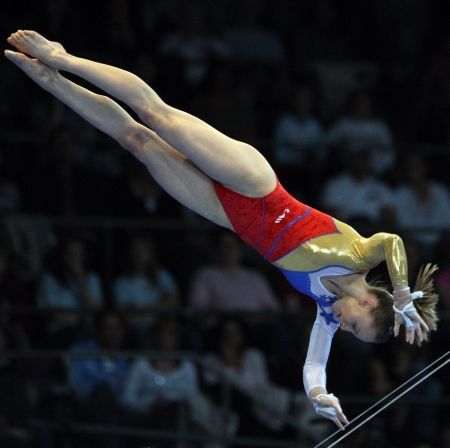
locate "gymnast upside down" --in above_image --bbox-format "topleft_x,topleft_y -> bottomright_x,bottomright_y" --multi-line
5,30 -> 440,430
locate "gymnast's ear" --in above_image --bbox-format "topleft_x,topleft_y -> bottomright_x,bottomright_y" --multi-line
358,296 -> 378,309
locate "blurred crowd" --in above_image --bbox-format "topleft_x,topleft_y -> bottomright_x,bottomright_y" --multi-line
0,0 -> 449,447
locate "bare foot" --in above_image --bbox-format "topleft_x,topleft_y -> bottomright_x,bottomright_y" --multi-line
4,50 -> 59,87
7,30 -> 67,68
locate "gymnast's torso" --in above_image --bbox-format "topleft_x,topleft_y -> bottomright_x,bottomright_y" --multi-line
213,178 -> 407,316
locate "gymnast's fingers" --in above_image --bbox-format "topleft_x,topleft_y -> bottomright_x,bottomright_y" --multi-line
333,416 -> 345,430
421,320 -> 430,333
337,409 -> 349,426
416,314 -> 429,333
415,324 -> 424,343
327,398 -> 348,426
394,320 -> 400,337
404,327 -> 409,343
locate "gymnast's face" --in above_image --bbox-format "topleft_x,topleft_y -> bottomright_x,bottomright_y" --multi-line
332,296 -> 377,343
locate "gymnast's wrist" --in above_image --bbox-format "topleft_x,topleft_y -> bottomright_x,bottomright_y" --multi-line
393,286 -> 412,308
309,386 -> 327,400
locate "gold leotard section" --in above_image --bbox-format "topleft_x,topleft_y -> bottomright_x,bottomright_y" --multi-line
273,219 -> 408,288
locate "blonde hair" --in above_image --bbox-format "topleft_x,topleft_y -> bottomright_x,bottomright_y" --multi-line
411,263 -> 439,343
368,263 -> 439,346
368,285 -> 394,343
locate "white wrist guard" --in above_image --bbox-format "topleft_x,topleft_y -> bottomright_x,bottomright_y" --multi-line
313,393 -> 339,418
393,290 -> 424,328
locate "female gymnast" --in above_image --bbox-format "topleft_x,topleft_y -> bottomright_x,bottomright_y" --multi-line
5,30 -> 439,430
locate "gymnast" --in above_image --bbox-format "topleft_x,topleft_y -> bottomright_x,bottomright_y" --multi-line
5,30 -> 439,430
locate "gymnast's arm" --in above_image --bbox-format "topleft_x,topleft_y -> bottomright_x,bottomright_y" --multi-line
355,232 -> 408,289
303,306 -> 338,399
356,232 -> 430,342
303,306 -> 348,428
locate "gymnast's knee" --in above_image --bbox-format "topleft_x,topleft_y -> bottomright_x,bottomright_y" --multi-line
119,124 -> 153,155
136,101 -> 172,132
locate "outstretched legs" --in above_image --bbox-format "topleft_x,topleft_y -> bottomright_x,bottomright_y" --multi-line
8,30 -> 276,196
4,50 -> 232,227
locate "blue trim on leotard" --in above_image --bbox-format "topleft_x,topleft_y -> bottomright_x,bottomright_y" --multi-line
278,264 -> 357,327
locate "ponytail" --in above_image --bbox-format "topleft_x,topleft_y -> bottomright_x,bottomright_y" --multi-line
412,263 -> 439,344
368,263 -> 439,346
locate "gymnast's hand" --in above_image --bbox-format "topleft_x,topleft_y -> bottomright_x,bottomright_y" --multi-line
393,287 -> 429,345
311,392 -> 349,430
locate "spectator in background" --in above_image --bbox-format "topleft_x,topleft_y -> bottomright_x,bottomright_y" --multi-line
37,237 -> 103,347
273,82 -> 326,197
122,318 -> 237,441
113,236 -> 179,344
204,318 -> 304,435
273,83 -> 325,167
394,153 -> 450,252
320,149 -> 395,223
68,310 -> 129,448
69,310 -> 128,401
189,231 -> 283,354
189,231 -> 279,313
121,319 -> 197,425
327,90 -> 395,175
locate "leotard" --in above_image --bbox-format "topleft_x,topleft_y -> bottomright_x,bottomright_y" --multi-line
214,179 -> 408,395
